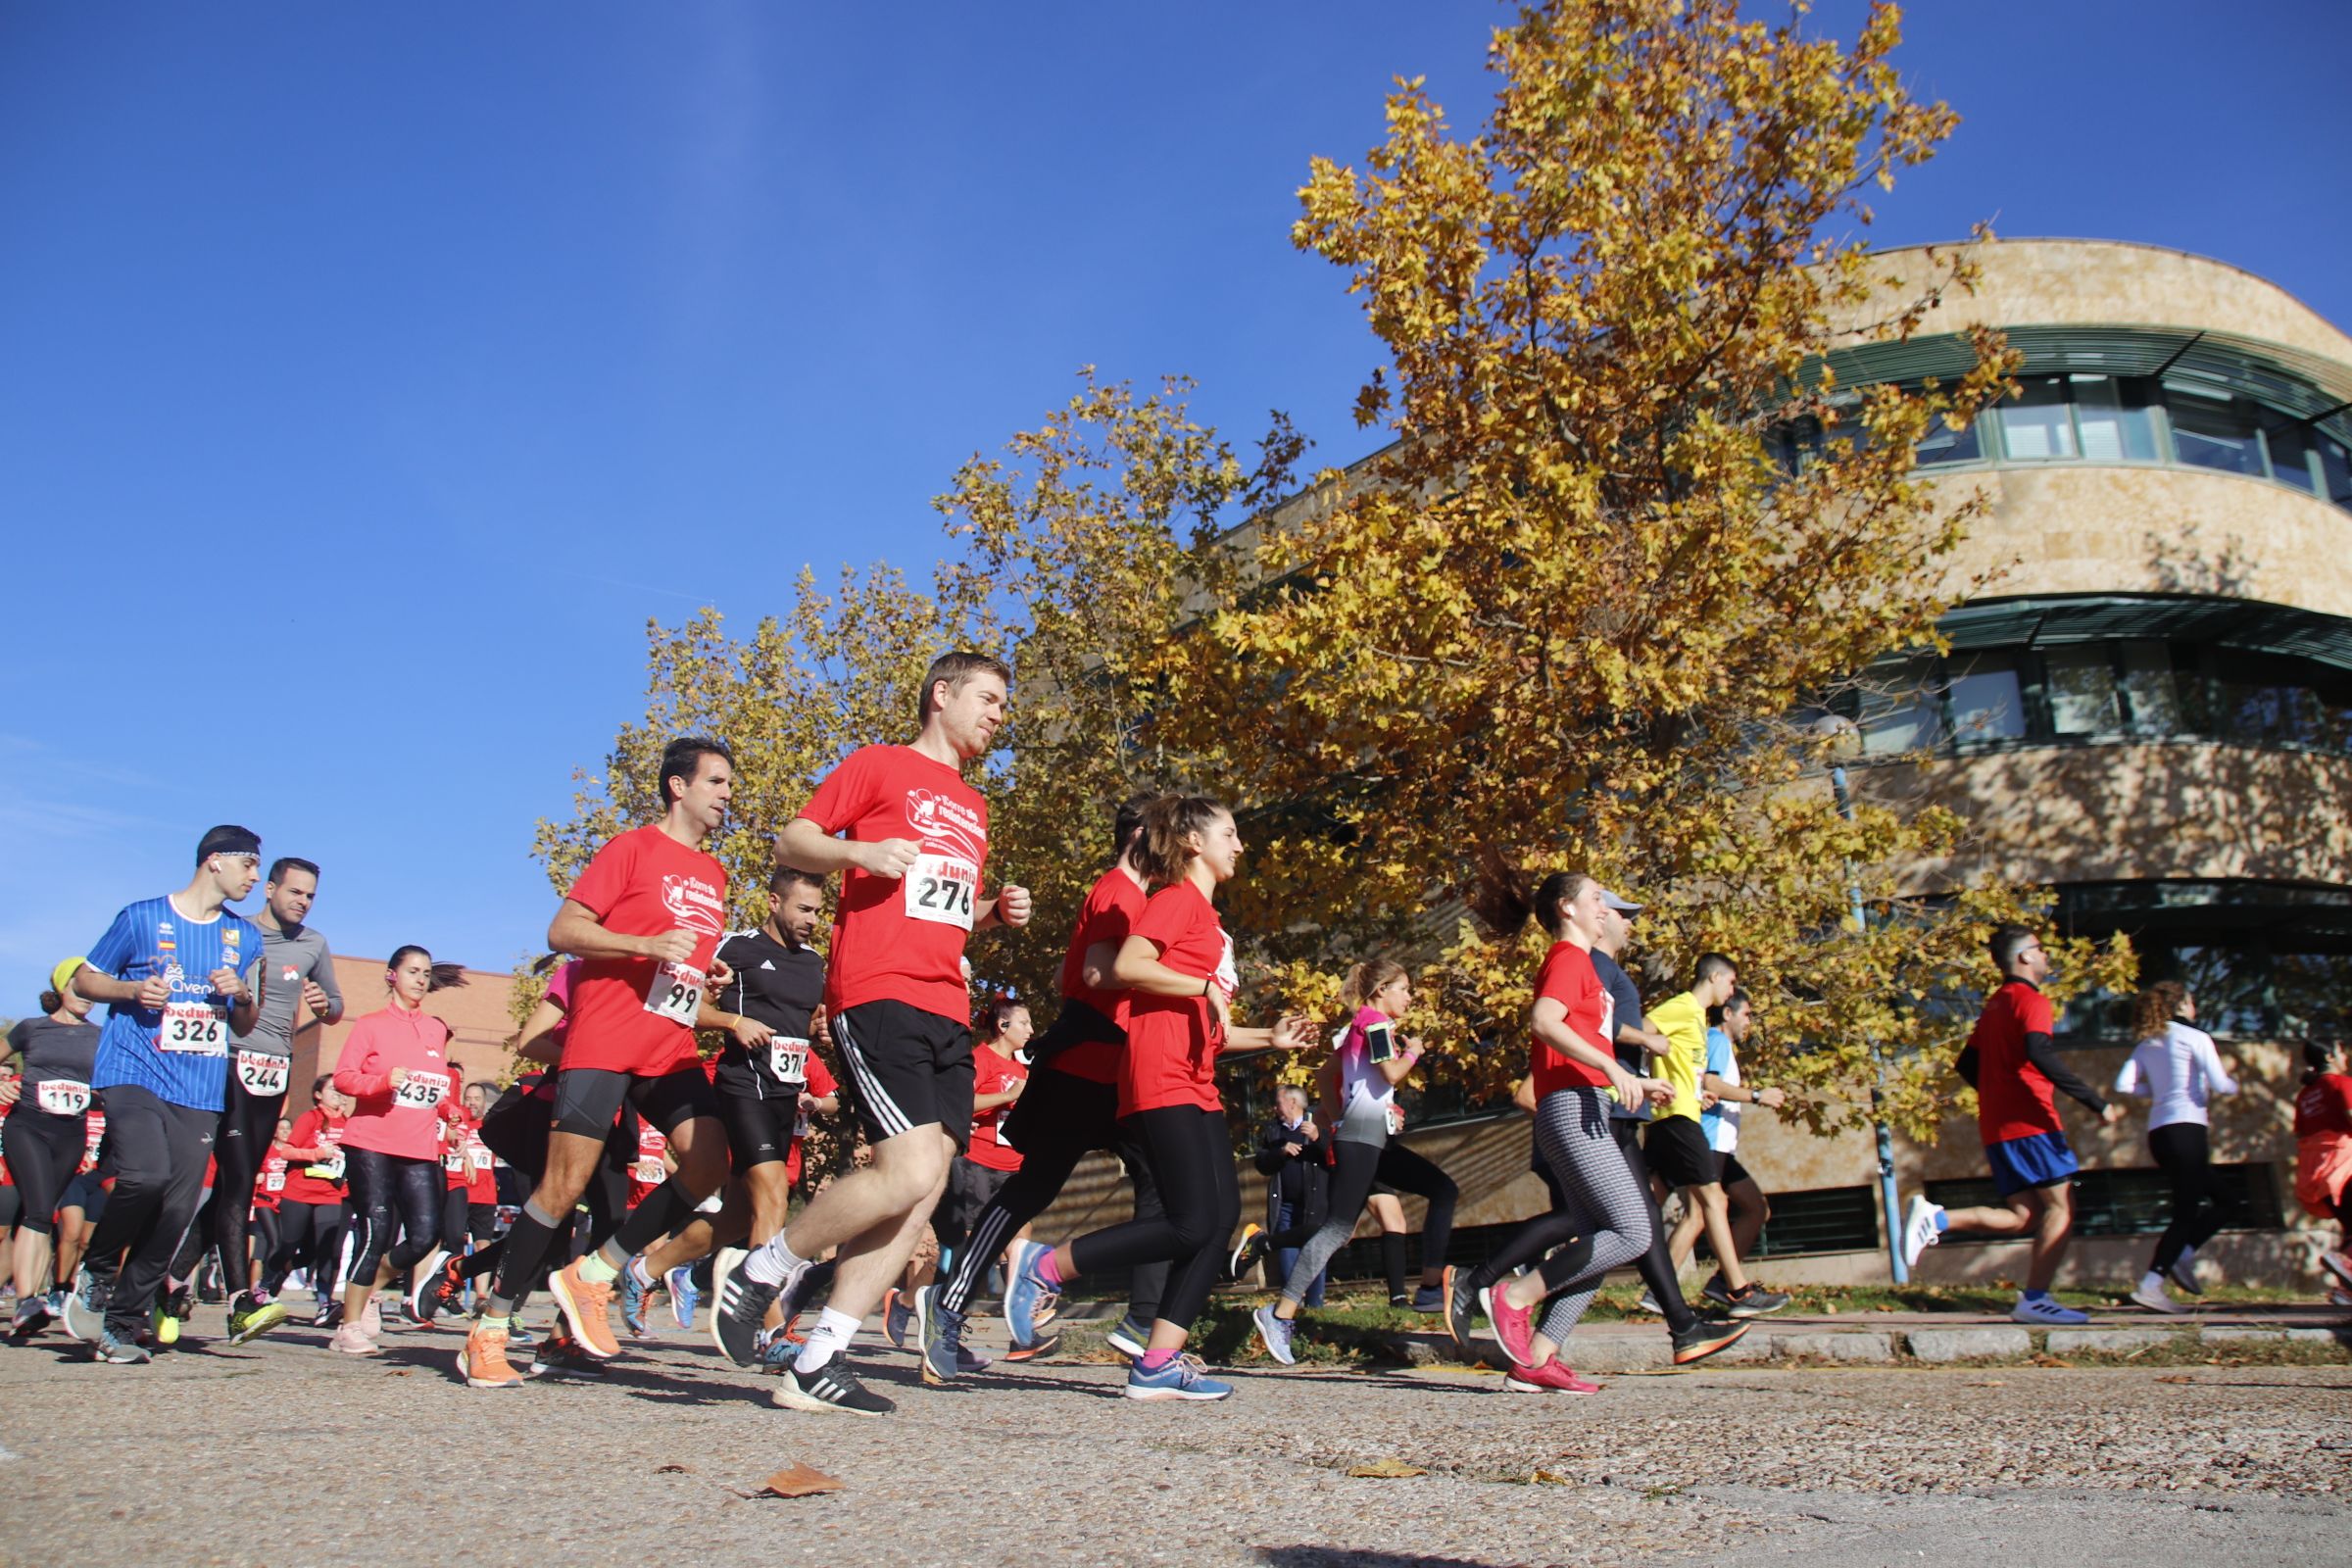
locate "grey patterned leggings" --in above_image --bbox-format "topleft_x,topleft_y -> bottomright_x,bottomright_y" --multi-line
1529,1086 -> 1655,1345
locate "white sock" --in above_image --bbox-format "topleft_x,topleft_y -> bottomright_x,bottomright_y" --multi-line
743,1232 -> 807,1288
2141,1271 -> 2168,1295
794,1306 -> 860,1374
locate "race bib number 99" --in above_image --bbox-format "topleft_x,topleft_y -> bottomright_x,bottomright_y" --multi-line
235,1051 -> 290,1097
393,1071 -> 450,1109
767,1036 -> 810,1084
642,961 -> 705,1025
906,854 -> 977,930
159,1002 -> 228,1055
35,1080 -> 91,1116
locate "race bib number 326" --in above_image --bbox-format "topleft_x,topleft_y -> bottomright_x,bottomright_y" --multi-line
159,1002 -> 228,1055
905,854 -> 977,930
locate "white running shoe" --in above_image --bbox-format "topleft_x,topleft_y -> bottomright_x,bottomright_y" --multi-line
1900,1196 -> 1943,1270
2129,1282 -> 2182,1315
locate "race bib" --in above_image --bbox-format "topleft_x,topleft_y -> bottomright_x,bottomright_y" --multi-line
264,1169 -> 286,1193
35,1079 -> 90,1116
307,1152 -> 345,1181
159,1001 -> 228,1055
235,1050 -> 290,1097
393,1070 -> 450,1109
767,1036 -> 811,1084
905,853 -> 977,929
469,1145 -> 494,1171
633,1157 -> 666,1186
443,1148 -> 466,1174
642,961 -> 705,1025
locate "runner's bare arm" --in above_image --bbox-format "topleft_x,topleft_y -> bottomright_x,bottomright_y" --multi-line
1079,941 -> 1119,991
775,817 -> 919,879
512,997 -> 564,1065
215,961 -> 261,1037
547,897 -> 694,964
974,883 -> 1032,931
75,962 -> 172,1009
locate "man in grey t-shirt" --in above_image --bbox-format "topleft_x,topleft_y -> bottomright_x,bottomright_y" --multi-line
172,857 -> 345,1343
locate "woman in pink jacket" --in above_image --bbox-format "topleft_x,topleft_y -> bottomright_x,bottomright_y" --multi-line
328,946 -> 455,1355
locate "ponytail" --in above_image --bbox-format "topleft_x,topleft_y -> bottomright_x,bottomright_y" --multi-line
2304,1040 -> 2336,1083
1136,795 -> 1226,886
2131,981 -> 2188,1044
1339,958 -> 1408,1014
38,988 -> 64,1014
1529,871 -> 1595,937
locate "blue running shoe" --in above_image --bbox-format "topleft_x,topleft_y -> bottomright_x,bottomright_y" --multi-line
1105,1313 -> 1151,1359
95,1326 -> 151,1365
1251,1303 -> 1297,1366
881,1287 -> 913,1350
618,1259 -> 651,1338
760,1332 -> 798,1376
1002,1238 -> 1052,1348
915,1284 -> 962,1385
666,1265 -> 700,1331
61,1268 -> 108,1343
1125,1352 -> 1233,1401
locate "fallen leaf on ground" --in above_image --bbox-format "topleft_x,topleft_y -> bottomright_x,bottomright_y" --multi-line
2030,1354 -> 2075,1369
1347,1457 -> 1427,1479
656,1464 -> 692,1474
761,1463 -> 845,1497
2156,1374 -> 2197,1384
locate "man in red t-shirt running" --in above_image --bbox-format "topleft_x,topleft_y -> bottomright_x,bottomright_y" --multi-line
715,651 -> 1031,1417
459,736 -> 738,1390
1901,924 -> 2123,1326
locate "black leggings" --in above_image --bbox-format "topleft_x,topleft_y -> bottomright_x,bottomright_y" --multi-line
441,1186 -> 495,1254
83,1085 -> 215,1338
265,1200 -> 344,1294
1278,1140 -> 1457,1305
2149,1122 -> 2224,1272
2,1103 -> 87,1238
936,1067 -> 1167,1322
167,1076 -> 284,1295
1068,1105 -> 1238,1335
342,1148 -> 444,1288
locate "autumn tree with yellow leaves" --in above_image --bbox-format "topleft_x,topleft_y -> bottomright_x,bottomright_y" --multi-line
535,0 -> 2130,1146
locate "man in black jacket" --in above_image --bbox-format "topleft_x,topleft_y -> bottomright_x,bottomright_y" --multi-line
1248,1086 -> 1330,1304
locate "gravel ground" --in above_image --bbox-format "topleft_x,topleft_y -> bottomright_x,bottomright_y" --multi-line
1,1309 -> 2345,1567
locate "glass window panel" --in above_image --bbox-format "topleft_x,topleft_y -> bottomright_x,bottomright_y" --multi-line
2164,383 -> 2266,475
2319,430 -> 2352,508
2115,641 -> 2180,736
1995,377 -> 2077,461
1945,654 -> 2027,747
1858,661 -> 1942,756
1915,413 -> 1983,466
2264,421 -> 2320,493
2044,645 -> 2121,735
2070,374 -> 2159,462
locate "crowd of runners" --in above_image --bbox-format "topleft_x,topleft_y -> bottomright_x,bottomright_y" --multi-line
7,649 -> 2352,1410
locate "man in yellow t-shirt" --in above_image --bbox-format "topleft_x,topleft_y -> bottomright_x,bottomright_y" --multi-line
1644,955 -> 1788,1319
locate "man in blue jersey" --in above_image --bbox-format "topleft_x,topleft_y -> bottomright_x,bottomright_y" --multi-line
66,825 -> 267,1363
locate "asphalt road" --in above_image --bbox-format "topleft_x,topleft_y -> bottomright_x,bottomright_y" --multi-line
1,1308 -> 2344,1566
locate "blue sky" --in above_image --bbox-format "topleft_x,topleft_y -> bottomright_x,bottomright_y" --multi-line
3,1 -> 2347,995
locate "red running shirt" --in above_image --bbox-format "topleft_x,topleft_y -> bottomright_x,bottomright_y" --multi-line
1530,941 -> 1615,1096
562,825 -> 729,1076
1969,980 -> 2062,1144
278,1109 -> 347,1205
964,1042 -> 1028,1172
1118,881 -> 1233,1117
2296,1072 -> 2352,1140
1052,868 -> 1149,1086
798,745 -> 989,1021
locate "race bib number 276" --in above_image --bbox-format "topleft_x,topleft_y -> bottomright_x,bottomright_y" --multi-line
905,854 -> 977,930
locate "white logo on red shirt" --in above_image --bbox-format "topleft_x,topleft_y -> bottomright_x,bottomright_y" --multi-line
661,874 -> 726,936
905,789 -> 986,861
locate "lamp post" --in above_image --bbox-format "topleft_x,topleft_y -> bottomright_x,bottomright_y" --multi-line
1815,715 -> 1910,1285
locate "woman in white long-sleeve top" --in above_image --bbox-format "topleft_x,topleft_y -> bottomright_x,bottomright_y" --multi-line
2113,982 -> 2238,1313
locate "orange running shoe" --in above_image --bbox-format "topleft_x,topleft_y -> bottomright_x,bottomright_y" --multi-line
458,1320 -> 523,1389
549,1259 -> 620,1359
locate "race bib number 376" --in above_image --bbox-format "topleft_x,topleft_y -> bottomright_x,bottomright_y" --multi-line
905,853 -> 977,930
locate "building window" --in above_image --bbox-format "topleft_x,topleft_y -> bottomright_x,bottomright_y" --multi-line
1943,652 -> 2029,745
1915,413 -> 1984,466
1995,376 -> 2079,460
2163,381 -> 2269,477
1926,1164 -> 2281,1237
2044,644 -> 2123,736
2053,880 -> 2352,1042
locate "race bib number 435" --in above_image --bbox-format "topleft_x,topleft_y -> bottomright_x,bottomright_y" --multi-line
159,1002 -> 228,1055
905,854 -> 977,930
393,1070 -> 451,1109
642,961 -> 705,1025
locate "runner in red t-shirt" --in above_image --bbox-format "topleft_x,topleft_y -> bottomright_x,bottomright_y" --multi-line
248,1117 -> 288,1294
2292,1040 -> 2352,1297
261,1076 -> 349,1322
1900,924 -> 2124,1326
916,797 -> 1177,1380
716,652 -> 1033,1417
1003,796 -> 1312,1402
460,737 -> 737,1389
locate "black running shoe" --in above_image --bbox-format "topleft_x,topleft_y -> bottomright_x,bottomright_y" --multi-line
1442,1264 -> 1479,1351
772,1350 -> 895,1416
163,1281 -> 197,1322
1670,1315 -> 1749,1366
714,1265 -> 784,1367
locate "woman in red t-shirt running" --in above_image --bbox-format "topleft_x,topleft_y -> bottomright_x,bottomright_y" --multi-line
2293,1039 -> 2352,1299
1004,796 -> 1311,1401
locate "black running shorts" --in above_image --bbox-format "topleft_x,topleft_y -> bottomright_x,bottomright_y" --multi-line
1644,1114 -> 1717,1190
718,1088 -> 798,1176
550,1063 -> 719,1143
831,999 -> 973,1152
1713,1150 -> 1753,1188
